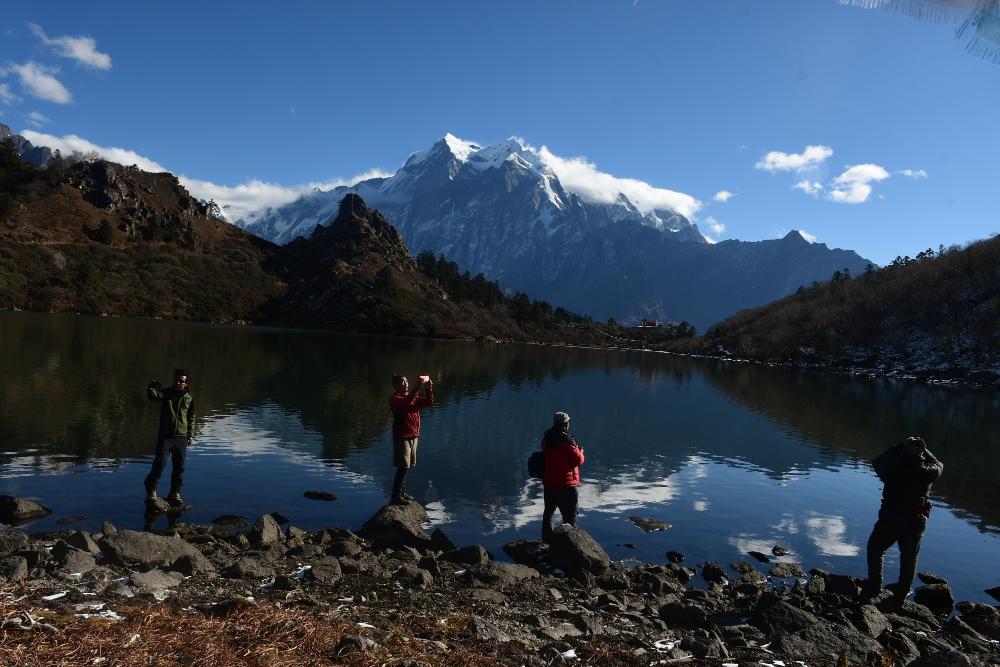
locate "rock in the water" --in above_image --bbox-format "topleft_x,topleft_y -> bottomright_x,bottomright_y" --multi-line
56,516 -> 87,525
358,500 -> 430,550
917,571 -> 947,585
730,560 -> 754,574
914,583 -> 954,611
547,525 -> 609,578
771,619 -> 883,664
769,562 -> 806,578
222,557 -> 274,580
750,596 -> 820,636
250,514 -> 282,546
269,512 -> 289,525
0,532 -> 28,555
628,516 -> 671,533
666,550 -> 684,564
0,496 -> 52,525
98,529 -> 215,575
771,544 -> 789,556
701,561 -> 728,585
304,490 -> 338,502
211,515 -> 249,528
0,555 -> 28,581
748,550 -> 770,563
441,545 -> 493,566
854,604 -> 889,638
985,586 -> 1000,603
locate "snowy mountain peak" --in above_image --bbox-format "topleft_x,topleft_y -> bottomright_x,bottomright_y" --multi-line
442,133 -> 480,161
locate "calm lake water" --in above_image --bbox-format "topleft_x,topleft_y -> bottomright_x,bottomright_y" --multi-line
2,312 -> 998,603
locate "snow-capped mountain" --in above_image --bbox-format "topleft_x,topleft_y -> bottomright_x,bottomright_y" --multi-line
244,134 -> 871,329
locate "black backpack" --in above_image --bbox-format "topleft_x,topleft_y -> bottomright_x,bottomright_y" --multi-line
527,450 -> 545,479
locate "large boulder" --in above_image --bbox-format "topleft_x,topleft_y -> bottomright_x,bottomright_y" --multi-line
466,562 -> 539,588
914,583 -> 954,612
771,620 -> 884,664
222,557 -> 274,580
0,532 -> 28,554
956,602 -> 1000,640
441,545 -> 493,566
854,604 -> 890,638
0,556 -> 28,582
249,514 -> 282,547
547,525 -> 609,579
0,496 -> 52,526
358,500 -> 430,550
98,530 -> 215,575
750,596 -> 820,636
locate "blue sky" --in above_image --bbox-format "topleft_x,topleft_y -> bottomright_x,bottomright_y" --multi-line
1,0 -> 998,264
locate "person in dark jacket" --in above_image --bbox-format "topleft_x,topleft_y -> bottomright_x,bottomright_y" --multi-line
388,374 -> 434,505
540,411 -> 585,543
144,369 -> 195,507
865,436 -> 943,604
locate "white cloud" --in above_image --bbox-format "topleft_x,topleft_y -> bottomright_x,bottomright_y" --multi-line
712,190 -> 734,203
897,168 -> 928,179
704,216 -> 726,236
25,110 -> 51,127
20,129 -> 391,221
28,23 -> 112,70
0,83 -> 19,105
826,163 -> 890,204
4,62 -> 72,104
793,180 -> 823,197
181,169 -> 391,221
755,145 -> 833,173
21,131 -> 166,171
804,515 -> 859,557
535,145 -> 701,219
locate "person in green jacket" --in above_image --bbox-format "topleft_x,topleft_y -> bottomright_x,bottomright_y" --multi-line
144,368 -> 195,506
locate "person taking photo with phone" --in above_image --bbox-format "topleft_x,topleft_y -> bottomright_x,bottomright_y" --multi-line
388,374 -> 435,505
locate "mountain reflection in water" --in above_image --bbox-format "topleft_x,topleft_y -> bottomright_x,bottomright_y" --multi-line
1,311 -> 998,603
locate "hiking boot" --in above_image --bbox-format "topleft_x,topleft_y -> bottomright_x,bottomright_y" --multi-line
145,490 -> 160,504
390,496 -> 408,506
401,492 -> 415,501
167,493 -> 183,507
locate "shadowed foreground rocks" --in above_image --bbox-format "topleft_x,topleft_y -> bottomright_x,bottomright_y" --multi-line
1,497 -> 999,666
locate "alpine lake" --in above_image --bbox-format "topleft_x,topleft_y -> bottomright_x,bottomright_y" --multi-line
2,311 -> 998,603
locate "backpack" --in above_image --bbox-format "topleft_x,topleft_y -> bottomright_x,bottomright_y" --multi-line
527,450 -> 545,479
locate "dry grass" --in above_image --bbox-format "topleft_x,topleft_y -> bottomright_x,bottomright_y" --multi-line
0,596 -> 504,667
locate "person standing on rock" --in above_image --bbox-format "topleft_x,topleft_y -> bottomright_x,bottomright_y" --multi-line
540,411 -> 585,543
144,369 -> 195,508
388,374 -> 434,505
865,436 -> 943,604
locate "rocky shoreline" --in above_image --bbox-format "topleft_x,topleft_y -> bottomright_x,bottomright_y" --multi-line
1,497 -> 999,666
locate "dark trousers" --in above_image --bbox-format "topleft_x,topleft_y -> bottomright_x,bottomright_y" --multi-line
144,435 -> 187,496
866,511 -> 926,598
542,486 -> 579,543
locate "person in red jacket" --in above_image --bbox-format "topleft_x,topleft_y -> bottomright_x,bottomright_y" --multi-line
388,374 -> 434,505
541,411 -> 585,543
